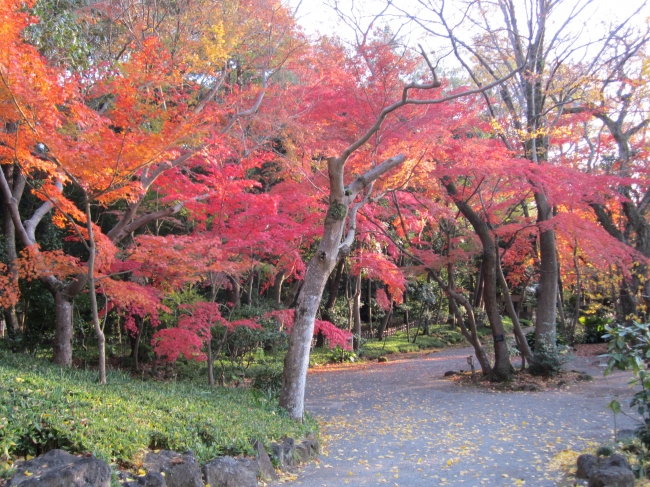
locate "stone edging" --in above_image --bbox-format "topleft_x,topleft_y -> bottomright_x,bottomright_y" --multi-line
5,433 -> 319,487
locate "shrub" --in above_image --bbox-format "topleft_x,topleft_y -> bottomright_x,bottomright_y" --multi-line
604,322 -> 650,451
528,338 -> 570,377
251,366 -> 283,396
596,445 -> 615,457
579,315 -> 611,344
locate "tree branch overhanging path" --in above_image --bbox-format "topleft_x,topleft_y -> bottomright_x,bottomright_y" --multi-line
279,49 -> 522,420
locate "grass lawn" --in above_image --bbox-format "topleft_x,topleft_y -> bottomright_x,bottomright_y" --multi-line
0,349 -> 315,471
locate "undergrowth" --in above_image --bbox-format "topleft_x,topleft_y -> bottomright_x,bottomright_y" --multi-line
0,350 -> 315,467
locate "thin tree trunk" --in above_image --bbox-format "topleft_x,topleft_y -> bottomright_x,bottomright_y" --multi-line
367,278 -> 372,331
431,270 -> 491,375
376,297 -> 392,340
271,269 -> 287,305
569,244 -> 582,345
132,315 -> 144,371
353,276 -> 361,350
86,200 -> 106,384
496,246 -> 533,363
227,275 -> 241,309
282,279 -> 303,308
207,338 -> 214,386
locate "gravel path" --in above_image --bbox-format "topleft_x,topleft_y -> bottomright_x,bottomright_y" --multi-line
274,345 -> 639,487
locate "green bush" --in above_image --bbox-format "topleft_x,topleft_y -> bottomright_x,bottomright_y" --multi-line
528,339 -> 570,377
0,350 -> 315,465
578,315 -> 611,344
251,366 -> 283,396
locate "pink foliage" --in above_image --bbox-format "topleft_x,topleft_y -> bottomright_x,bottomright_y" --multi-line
375,288 -> 391,311
152,328 -> 206,362
264,309 -> 351,349
314,320 -> 352,350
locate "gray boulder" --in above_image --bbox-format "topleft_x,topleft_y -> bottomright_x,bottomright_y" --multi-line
271,435 -> 319,468
121,472 -> 167,487
7,449 -> 111,487
253,440 -> 277,481
143,450 -> 202,487
577,454 -> 600,479
601,454 -> 631,471
271,437 -> 296,468
587,466 -> 635,487
202,457 -> 257,487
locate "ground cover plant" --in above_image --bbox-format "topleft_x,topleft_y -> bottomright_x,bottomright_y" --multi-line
0,350 -> 315,472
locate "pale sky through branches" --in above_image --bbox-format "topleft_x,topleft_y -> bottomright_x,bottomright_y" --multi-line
292,0 -> 650,53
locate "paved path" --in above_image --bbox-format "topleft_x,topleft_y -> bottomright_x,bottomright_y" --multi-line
276,346 -> 639,487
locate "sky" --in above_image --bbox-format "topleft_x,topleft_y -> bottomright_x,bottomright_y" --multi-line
290,0 -> 650,48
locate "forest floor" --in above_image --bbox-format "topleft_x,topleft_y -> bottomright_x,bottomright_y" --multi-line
271,343 -> 639,487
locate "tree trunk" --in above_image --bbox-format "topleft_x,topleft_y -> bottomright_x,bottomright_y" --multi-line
227,275 -> 241,309
132,315 -> 144,371
283,279 -> 303,308
473,262 -> 484,308
53,292 -> 74,366
86,201 -> 106,384
496,247 -> 533,363
443,179 -> 512,380
280,153 -> 407,420
280,253 -> 340,420
271,269 -> 287,305
243,272 -> 254,306
323,258 -> 345,320
535,193 -> 558,351
207,336 -> 214,386
376,298 -> 392,340
353,276 -> 361,350
1,164 -> 23,337
432,270 -> 492,376
367,278 -> 372,330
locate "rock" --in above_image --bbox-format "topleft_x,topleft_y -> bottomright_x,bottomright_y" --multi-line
577,454 -> 600,479
378,356 -> 388,363
293,443 -> 311,464
271,438 -> 295,468
143,450 -> 202,487
443,371 -> 456,377
270,435 -> 318,469
7,449 -> 111,487
587,466 -> 635,487
519,384 -> 538,392
202,456 -> 257,487
121,472 -> 167,487
253,440 -> 277,481
601,454 -> 630,470
303,433 -> 320,456
578,373 -> 594,381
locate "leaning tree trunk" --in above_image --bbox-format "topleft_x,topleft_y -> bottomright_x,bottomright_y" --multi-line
430,269 -> 492,375
271,269 -> 287,305
279,234 -> 345,419
444,179 -> 512,380
280,154 -> 406,420
496,247 -> 533,363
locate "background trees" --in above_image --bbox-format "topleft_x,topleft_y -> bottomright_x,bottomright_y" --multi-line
1,0 -> 649,422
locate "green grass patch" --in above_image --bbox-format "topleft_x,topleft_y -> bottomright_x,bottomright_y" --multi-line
359,329 -> 448,360
0,350 -> 315,466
